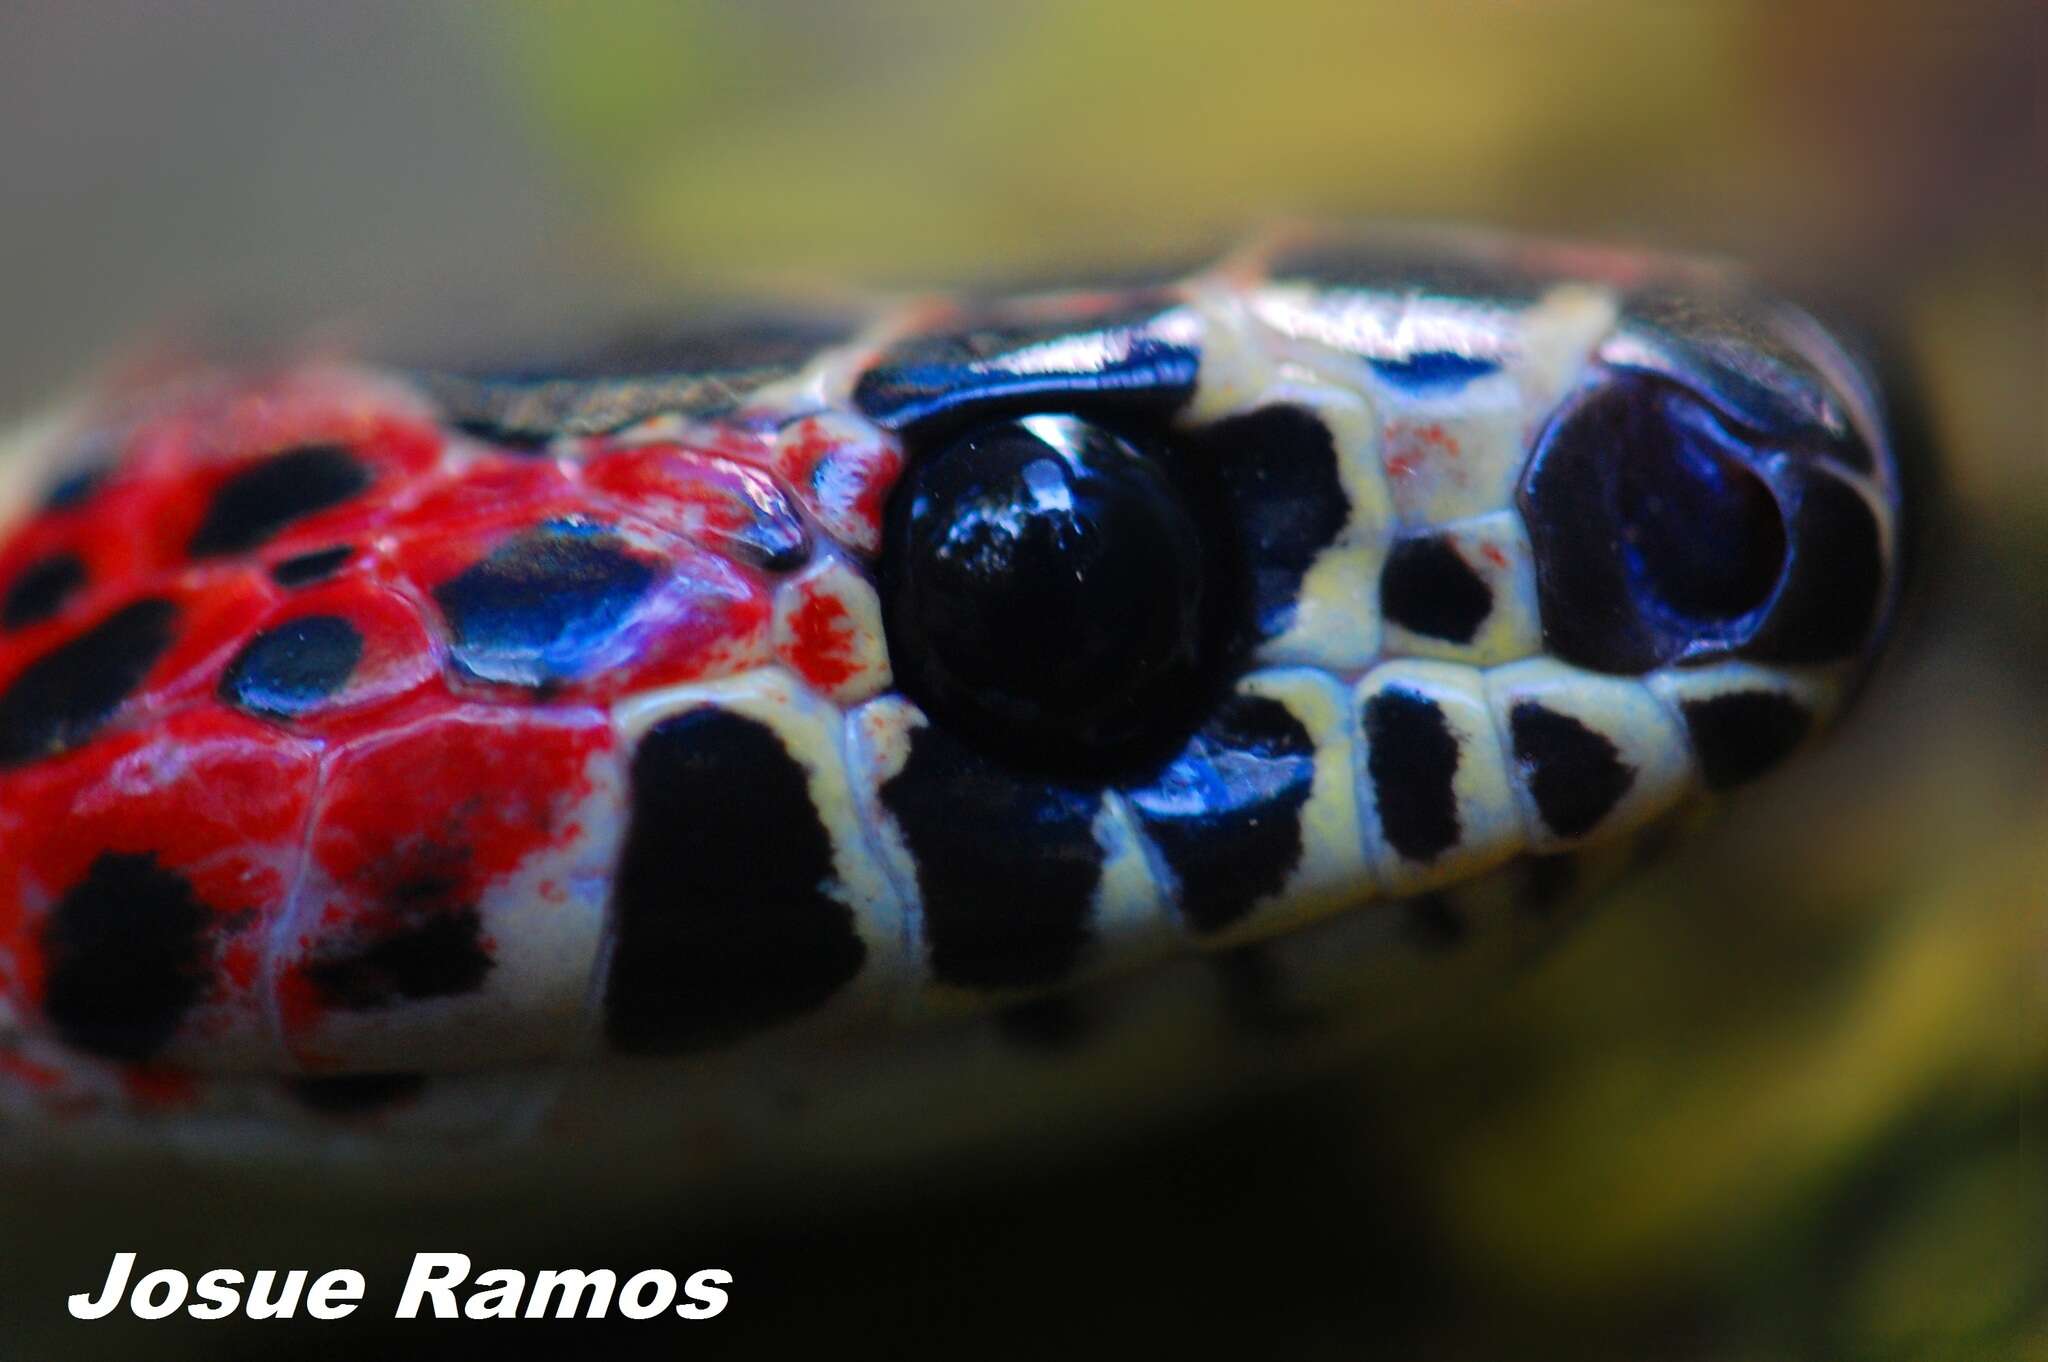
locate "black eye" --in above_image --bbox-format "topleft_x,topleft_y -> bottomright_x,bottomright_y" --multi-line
882,414 -> 1207,767
1520,371 -> 1791,674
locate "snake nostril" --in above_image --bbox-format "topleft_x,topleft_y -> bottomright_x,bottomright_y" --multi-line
1519,370 -> 1793,674
1612,384 -> 1787,626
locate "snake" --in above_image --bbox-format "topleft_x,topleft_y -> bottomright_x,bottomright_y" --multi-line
0,226 -> 1908,1174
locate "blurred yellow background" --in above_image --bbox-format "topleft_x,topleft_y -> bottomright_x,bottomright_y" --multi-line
0,2 -> 2040,1358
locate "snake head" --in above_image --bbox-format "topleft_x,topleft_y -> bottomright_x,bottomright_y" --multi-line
862,234 -> 1908,775
843,232 -> 1914,971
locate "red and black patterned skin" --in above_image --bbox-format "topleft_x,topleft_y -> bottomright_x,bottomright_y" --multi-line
0,228 -> 1909,1157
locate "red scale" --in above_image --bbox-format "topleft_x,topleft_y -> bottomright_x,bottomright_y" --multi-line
0,363 -> 901,1106
0,707 -> 322,1072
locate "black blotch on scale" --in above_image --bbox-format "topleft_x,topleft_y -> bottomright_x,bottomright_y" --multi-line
302,904 -> 492,1011
1186,405 -> 1350,650
1519,364 -> 1885,676
1380,536 -> 1493,643
431,521 -> 655,687
1615,289 -> 1879,474
1740,474 -> 1885,664
286,1072 -> 428,1115
1519,371 -> 1787,674
706,482 -> 808,574
1680,690 -> 1813,789
1369,351 -> 1502,392
1361,688 -> 1462,863
1508,703 -> 1635,839
41,852 -> 210,1061
218,615 -> 364,721
270,545 -> 355,588
606,708 -> 865,1053
188,445 -> 371,558
879,721 -> 1103,990
1122,694 -> 1315,935
851,298 -> 1198,431
41,465 -> 106,512
1,552 -> 88,630
0,598 -> 177,767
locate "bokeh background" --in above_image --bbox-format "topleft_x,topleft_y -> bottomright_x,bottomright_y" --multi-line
0,3 -> 2041,1358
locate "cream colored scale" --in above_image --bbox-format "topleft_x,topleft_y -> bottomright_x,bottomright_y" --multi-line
553,282 -> 1825,1028
0,259 -> 1870,1167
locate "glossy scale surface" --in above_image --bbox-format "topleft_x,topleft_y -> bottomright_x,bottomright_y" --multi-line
0,227 -> 1907,1161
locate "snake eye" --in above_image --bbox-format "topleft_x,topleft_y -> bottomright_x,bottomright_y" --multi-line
1520,371 -> 1791,674
882,414 -> 1207,767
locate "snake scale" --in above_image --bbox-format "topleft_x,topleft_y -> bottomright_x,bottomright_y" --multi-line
0,226 -> 1908,1173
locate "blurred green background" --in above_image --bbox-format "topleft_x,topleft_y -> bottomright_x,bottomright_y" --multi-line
0,2 -> 2041,1358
